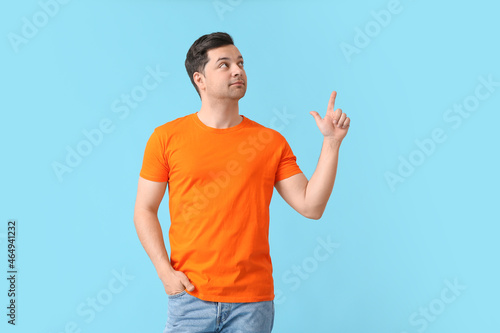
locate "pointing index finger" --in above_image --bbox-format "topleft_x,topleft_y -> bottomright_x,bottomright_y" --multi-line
327,91 -> 337,115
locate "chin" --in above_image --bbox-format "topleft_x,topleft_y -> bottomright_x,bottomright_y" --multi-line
230,91 -> 246,99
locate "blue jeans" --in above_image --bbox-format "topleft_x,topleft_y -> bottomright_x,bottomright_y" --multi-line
163,290 -> 275,333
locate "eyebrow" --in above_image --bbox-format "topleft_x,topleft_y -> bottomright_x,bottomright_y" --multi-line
216,55 -> 243,63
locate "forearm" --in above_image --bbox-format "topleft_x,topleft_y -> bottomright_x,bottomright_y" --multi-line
133,209 -> 174,277
304,138 -> 342,219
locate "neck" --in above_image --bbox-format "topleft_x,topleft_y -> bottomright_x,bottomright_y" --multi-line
197,97 -> 242,129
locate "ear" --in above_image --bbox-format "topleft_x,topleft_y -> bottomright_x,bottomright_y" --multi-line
193,72 -> 206,92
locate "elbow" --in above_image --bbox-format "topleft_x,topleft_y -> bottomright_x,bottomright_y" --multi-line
303,195 -> 326,220
309,213 -> 323,220
303,202 -> 327,220
304,208 -> 323,220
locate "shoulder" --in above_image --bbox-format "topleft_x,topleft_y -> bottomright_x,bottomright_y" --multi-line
243,116 -> 286,143
152,113 -> 193,135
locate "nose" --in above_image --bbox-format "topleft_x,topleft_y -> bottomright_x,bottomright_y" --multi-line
231,64 -> 244,77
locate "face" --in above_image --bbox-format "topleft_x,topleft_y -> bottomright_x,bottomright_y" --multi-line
194,44 -> 247,101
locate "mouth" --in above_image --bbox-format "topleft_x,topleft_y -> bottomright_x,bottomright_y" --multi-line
230,81 -> 245,86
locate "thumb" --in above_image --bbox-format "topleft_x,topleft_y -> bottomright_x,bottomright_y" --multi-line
309,111 -> 322,123
180,274 -> 195,291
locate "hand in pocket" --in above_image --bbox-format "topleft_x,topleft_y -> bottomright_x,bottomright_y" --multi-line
160,268 -> 195,296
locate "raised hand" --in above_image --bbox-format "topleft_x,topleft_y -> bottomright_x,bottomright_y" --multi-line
309,91 -> 350,143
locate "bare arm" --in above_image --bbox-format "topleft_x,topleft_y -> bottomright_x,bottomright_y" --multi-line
305,138 -> 341,218
274,138 -> 340,220
275,91 -> 350,220
133,176 -> 194,294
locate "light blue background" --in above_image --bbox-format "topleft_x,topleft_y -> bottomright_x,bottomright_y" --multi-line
1,0 -> 499,332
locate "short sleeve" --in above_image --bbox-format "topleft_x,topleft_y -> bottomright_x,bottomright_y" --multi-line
274,138 -> 302,184
139,129 -> 170,182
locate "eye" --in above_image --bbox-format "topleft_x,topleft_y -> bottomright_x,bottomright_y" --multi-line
239,61 -> 244,67
220,63 -> 228,68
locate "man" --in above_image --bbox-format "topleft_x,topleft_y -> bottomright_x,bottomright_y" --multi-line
133,32 -> 350,333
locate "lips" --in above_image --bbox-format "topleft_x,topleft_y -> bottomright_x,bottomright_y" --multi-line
230,81 -> 244,85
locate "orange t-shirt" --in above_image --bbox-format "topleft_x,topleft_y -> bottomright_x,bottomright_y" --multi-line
139,112 -> 303,302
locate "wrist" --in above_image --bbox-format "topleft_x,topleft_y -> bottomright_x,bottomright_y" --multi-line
157,262 -> 175,280
324,136 -> 342,148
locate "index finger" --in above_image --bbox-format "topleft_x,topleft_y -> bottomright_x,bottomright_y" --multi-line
327,91 -> 337,115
